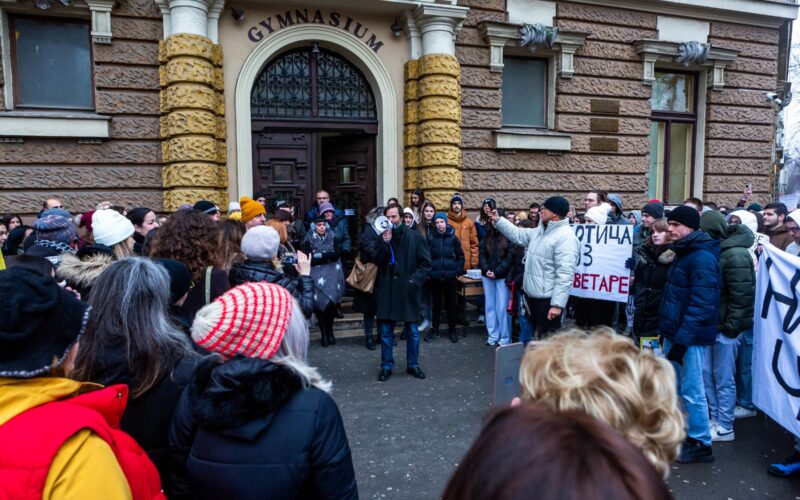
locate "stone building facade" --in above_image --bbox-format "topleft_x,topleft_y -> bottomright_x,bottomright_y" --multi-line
0,0 -> 796,219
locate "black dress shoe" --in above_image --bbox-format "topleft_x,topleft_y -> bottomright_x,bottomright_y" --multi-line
366,335 -> 376,350
378,369 -> 392,382
406,367 -> 426,379
449,332 -> 459,343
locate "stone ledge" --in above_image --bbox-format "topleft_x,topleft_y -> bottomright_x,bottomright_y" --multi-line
0,112 -> 111,138
493,128 -> 571,151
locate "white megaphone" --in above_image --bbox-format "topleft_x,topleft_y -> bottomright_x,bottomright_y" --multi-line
373,215 -> 391,234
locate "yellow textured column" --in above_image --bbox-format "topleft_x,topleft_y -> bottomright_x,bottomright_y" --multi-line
403,60 -> 421,203
416,54 -> 462,211
160,34 -> 228,212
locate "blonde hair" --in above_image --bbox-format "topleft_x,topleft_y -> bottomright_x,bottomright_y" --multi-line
518,327 -> 684,478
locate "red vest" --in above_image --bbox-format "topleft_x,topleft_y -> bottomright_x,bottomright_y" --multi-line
0,384 -> 165,500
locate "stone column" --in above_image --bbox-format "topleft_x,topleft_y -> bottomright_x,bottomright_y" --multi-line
410,4 -> 466,210
158,0 -> 227,211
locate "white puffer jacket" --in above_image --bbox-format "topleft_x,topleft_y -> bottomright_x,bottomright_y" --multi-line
496,217 -> 579,308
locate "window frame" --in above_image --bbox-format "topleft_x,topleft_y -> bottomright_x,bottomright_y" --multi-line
8,13 -> 96,111
500,54 -> 549,129
649,70 -> 699,204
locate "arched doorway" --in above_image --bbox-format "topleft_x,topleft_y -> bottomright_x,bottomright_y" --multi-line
250,45 -> 377,239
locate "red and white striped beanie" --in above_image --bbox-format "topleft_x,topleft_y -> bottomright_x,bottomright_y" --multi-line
191,282 -> 293,360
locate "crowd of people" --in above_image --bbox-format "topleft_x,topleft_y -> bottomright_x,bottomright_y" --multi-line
0,184 -> 798,498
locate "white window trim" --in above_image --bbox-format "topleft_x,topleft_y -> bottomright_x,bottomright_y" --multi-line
0,111 -> 111,138
634,39 -> 737,90
494,128 -> 571,151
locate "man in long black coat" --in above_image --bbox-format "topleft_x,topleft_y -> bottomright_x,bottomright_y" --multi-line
370,204 -> 431,382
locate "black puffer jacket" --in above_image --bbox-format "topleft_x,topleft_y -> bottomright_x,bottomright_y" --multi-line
633,244 -> 675,339
169,356 -> 357,500
428,225 -> 465,280
229,260 -> 315,318
479,228 -> 514,280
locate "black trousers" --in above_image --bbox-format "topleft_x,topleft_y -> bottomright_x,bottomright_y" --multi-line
316,303 -> 337,339
524,296 -> 562,338
572,297 -> 616,328
429,277 -> 458,332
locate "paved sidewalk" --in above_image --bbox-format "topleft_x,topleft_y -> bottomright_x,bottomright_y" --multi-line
310,334 -> 800,499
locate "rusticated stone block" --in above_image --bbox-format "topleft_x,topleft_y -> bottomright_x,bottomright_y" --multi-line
211,44 -> 223,67
418,75 -> 461,99
558,116 -> 649,135
96,41 -> 159,66
404,124 -> 419,147
419,145 -> 462,167
706,140 -> 772,159
456,26 -> 484,47
706,106 -> 774,125
418,121 -> 461,146
113,0 -> 162,18
404,168 -> 420,191
163,162 -> 226,188
462,150 -> 649,173
164,57 -> 215,86
573,59 -> 641,80
705,158 -> 770,175
215,92 -> 225,116
728,57 -> 777,76
557,2 -> 657,28
164,33 -> 214,61
216,140 -> 227,164
460,128 -> 493,149
707,38 -> 777,60
420,54 -> 460,79
458,0 -> 504,10
159,40 -> 167,64
96,90 -> 160,115
161,110 -> 217,137
710,21 -> 779,45
463,172 -> 648,192
405,102 -> 419,125
425,190 -> 459,212
707,123 -> 773,142
460,67 -> 501,88
0,191 -> 163,216
216,117 -> 227,140
159,65 -> 167,88
0,165 -> 161,189
577,41 -> 640,61
464,8 -> 504,27
95,65 -> 159,90
164,188 -> 227,212
559,77 -> 651,98
161,84 -> 217,113
461,88 -> 501,109
214,67 -> 224,92
405,81 -> 419,101
0,141 -> 161,164
704,175 -> 770,193
111,17 -> 162,41
405,60 -> 420,80
558,96 -> 650,117
420,167 -> 462,190
557,20 -> 656,43
725,72 -> 777,91
589,137 -> 619,152
110,116 -> 160,139
405,147 -> 420,168
461,108 -> 501,129
419,96 -> 461,122
456,46 -> 489,67
163,136 -> 218,163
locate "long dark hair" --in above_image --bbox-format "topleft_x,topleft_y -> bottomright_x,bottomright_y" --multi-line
418,201 -> 436,238
484,210 -> 508,254
442,404 -> 671,500
411,188 -> 425,208
2,213 -> 21,229
148,210 -> 221,281
73,258 -> 192,397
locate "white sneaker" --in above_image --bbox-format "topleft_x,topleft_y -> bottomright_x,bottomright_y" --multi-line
712,426 -> 735,442
419,320 -> 431,332
709,420 -> 718,436
734,406 -> 757,419
477,315 -> 486,324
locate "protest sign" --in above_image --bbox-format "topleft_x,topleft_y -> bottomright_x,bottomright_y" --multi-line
753,243 -> 800,438
569,224 -> 633,303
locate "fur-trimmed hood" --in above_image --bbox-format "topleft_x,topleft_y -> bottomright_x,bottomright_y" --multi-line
188,355 -> 302,430
57,251 -> 114,294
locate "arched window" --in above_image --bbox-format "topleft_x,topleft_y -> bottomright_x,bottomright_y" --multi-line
251,46 -> 377,120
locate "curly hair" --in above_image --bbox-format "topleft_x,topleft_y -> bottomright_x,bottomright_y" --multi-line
518,327 -> 684,479
148,210 -> 221,281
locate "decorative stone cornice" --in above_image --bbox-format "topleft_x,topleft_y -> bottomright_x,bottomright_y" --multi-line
478,21 -> 589,78
634,39 -> 738,90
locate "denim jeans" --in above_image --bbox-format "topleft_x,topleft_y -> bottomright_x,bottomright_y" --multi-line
664,337 -> 712,446
517,289 -> 534,345
736,329 -> 754,410
421,282 -> 432,323
703,333 -> 740,431
482,277 -> 510,345
379,320 -> 419,370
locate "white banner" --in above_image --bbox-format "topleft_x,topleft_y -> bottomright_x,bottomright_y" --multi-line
754,243 -> 800,438
569,224 -> 633,303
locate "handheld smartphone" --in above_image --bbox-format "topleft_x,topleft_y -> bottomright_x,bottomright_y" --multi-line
282,253 -> 297,265
492,342 -> 526,406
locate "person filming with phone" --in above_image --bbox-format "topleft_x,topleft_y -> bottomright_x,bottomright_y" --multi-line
489,196 -> 579,339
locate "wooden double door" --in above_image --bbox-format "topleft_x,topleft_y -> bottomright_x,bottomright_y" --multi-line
252,126 -> 376,244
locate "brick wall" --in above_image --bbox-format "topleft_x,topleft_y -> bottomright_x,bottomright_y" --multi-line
0,0 -> 163,219
455,0 -> 779,213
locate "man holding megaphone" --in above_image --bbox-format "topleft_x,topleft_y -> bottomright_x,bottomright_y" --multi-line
369,203 -> 432,382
